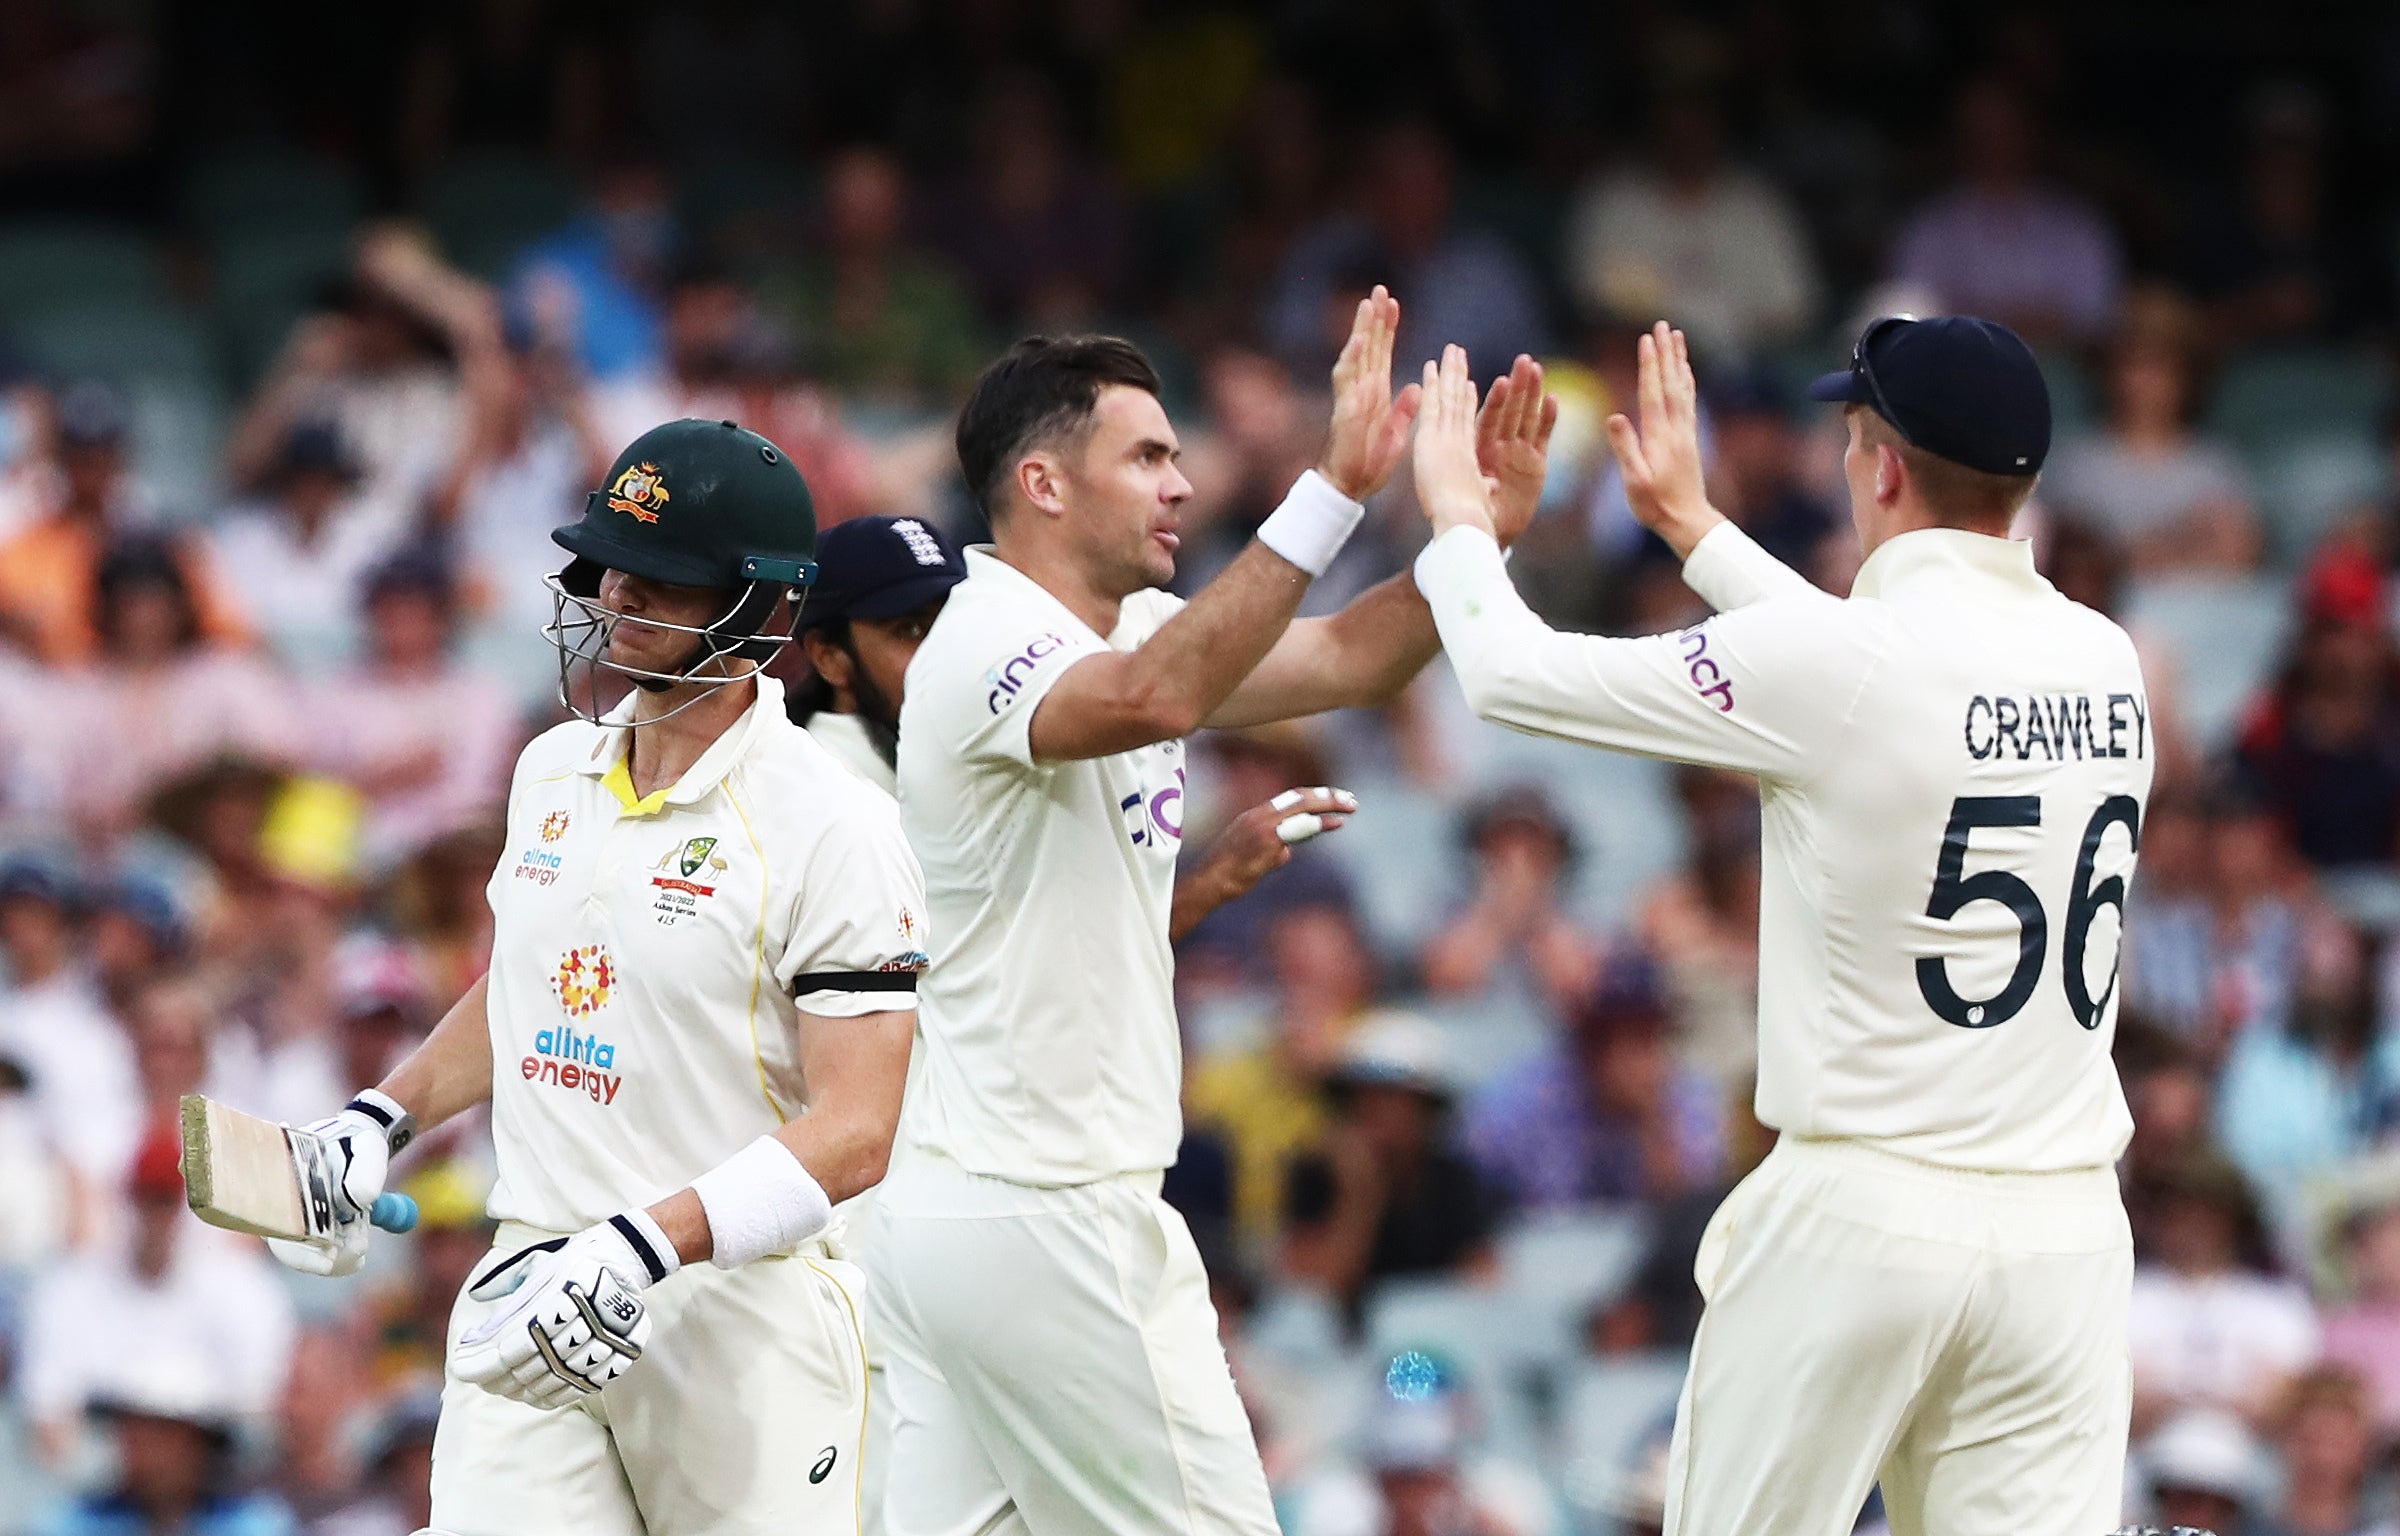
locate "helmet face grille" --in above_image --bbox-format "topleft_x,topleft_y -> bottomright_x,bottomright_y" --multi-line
542,572 -> 803,726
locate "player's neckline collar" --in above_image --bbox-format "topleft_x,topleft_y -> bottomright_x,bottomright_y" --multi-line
575,674 -> 787,814
1852,527 -> 2040,601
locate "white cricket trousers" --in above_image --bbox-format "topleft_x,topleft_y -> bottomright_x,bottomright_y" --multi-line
1667,1137 -> 2133,1536
871,1150 -> 1281,1536
429,1221 -> 871,1536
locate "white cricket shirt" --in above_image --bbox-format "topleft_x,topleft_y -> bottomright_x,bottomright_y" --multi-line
895,547 -> 1188,1186
803,709 -> 898,797
1418,522 -> 2150,1173
482,675 -> 929,1231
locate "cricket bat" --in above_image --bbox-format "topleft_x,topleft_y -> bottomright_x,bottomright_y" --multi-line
179,1094 -> 419,1242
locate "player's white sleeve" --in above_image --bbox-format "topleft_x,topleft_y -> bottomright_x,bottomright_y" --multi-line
1680,519 -> 1823,611
775,792 -> 930,1016
1416,526 -> 1871,782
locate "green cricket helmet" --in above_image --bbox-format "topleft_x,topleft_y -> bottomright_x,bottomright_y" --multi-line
544,418 -> 822,722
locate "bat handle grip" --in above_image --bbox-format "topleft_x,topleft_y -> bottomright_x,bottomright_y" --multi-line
370,1192 -> 419,1234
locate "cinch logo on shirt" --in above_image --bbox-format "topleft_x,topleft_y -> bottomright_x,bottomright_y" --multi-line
1678,626 -> 1736,713
1119,765 -> 1185,847
521,1024 -> 623,1104
985,633 -> 1068,713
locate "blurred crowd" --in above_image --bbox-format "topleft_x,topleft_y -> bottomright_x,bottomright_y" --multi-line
6,1 -> 2400,1532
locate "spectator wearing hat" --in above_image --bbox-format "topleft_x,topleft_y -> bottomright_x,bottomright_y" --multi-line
303,553 -> 518,868
2320,1186 -> 2400,1438
2044,289 -> 2261,574
43,537 -> 300,838
0,381 -> 245,666
206,420 -> 396,669
83,875 -> 189,1015
1420,787 -> 1603,1023
1284,1357 -> 1562,1536
364,1160 -> 495,1392
2249,1367 -> 2388,1536
1464,951 -> 1725,1212
18,1127 -> 296,1470
0,856 -> 143,1197
2126,1153 -> 2321,1433
41,1340 -> 298,1536
2235,541 -> 2400,870
1889,77 -> 2124,345
1282,1011 -> 1502,1322
785,513 -> 969,795
2143,1407 -> 2265,1536
306,1389 -> 438,1536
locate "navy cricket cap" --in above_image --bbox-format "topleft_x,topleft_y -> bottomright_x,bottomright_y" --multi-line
1808,316 -> 2051,475
800,515 -> 966,631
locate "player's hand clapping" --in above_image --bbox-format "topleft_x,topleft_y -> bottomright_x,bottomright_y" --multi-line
1411,344 -> 1497,538
1316,285 -> 1423,502
1604,321 -> 1727,559
1475,353 -> 1559,548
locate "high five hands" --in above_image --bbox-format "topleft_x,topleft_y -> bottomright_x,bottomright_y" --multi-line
1318,285 -> 1423,503
1410,345 -> 1557,543
1605,321 -> 1725,559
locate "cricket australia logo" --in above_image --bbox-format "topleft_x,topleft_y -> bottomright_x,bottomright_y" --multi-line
551,945 -> 616,1017
605,462 -> 671,523
648,836 -> 729,926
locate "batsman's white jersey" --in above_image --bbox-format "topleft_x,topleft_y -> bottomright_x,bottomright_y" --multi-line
875,546 -> 1278,1536
1417,520 -> 2152,1536
435,675 -> 929,1536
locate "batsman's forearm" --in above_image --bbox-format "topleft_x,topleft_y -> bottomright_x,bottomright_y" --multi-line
377,973 -> 495,1132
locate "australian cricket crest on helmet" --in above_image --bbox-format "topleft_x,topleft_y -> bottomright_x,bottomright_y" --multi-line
605,462 -> 671,524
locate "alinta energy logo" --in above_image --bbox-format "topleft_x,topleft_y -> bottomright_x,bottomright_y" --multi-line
521,1021 -> 624,1105
551,944 -> 616,1017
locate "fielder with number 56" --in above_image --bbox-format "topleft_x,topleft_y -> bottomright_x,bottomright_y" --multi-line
266,418 -> 928,1536
1410,319 -> 2151,1536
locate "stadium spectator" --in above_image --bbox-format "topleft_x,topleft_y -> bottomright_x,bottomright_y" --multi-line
1465,951 -> 1724,1210
2249,1367 -> 2386,1536
1284,1361 -> 1562,1536
2118,1021 -> 2218,1257
0,382 -> 242,667
2040,520 -> 2200,788
41,1352 -> 298,1536
17,1128 -> 295,1469
1189,897 -> 1378,1253
225,229 -> 490,547
924,73 -> 1129,327
1635,767 -> 1762,1087
757,146 -> 986,411
2185,83 -> 2383,348
2235,543 -> 2400,869
2127,1153 -> 2321,1431
2044,290 -> 2261,573
363,1161 -> 492,1390
1564,86 -> 1820,361
1282,1011 -> 1501,1322
1266,119 -> 1551,377
1421,789 -> 1601,1021
505,156 -> 674,382
304,555 -> 517,868
44,539 -> 299,839
1890,77 -> 2123,344
207,421 -> 390,669
2319,1188 -> 2400,1438
0,857 -> 141,1197
2145,1407 -> 2267,1536
2215,920 -> 2400,1207
306,1391 -> 438,1536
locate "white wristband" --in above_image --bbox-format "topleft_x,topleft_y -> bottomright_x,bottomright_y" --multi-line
690,1136 -> 833,1270
1255,469 -> 1365,577
600,1206 -> 682,1287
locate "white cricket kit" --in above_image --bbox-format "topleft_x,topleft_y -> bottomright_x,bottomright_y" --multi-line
1418,522 -> 2153,1536
806,709 -> 899,797
875,547 -> 1278,1536
434,675 -> 929,1536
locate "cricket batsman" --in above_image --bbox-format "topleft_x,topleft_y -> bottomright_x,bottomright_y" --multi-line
1410,320 -> 2150,1536
267,418 -> 928,1535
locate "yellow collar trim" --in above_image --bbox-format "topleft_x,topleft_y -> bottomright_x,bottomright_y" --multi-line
601,755 -> 672,816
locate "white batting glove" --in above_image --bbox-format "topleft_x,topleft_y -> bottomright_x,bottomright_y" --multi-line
266,1091 -> 413,1278
451,1213 -> 679,1409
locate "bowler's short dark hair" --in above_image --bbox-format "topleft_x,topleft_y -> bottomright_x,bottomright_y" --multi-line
955,335 -> 1163,516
